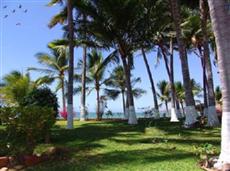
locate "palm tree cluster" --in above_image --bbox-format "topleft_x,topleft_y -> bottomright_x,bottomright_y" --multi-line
1,0 -> 230,169
0,0 -> 222,127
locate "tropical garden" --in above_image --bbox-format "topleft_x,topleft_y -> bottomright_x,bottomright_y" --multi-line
0,0 -> 229,170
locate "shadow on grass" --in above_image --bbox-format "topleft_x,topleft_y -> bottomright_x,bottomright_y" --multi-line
28,147 -> 195,171
110,137 -> 220,146
51,120 -> 146,147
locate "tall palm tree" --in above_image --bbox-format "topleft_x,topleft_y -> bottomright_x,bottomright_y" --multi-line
75,0 -> 145,124
181,11 -> 209,117
157,80 -> 171,116
141,48 -> 159,112
104,66 -> 146,119
66,0 -> 75,129
200,0 -> 219,126
170,0 -> 198,127
28,44 -> 68,113
155,32 -> 179,122
0,71 -> 33,106
208,0 -> 230,169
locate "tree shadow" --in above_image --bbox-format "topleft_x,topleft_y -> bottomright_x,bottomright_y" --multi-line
28,147 -> 196,171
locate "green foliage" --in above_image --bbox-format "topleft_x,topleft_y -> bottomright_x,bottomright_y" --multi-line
193,143 -> 217,160
105,110 -> 113,118
0,71 -> 34,105
21,87 -> 59,117
215,86 -> 222,104
0,106 -> 55,155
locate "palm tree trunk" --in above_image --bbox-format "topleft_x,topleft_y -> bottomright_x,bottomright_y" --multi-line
170,0 -> 198,126
176,100 -> 182,118
180,101 -> 185,116
61,76 -> 66,112
165,101 -> 169,117
169,38 -> 179,122
208,0 -> 230,169
96,83 -> 100,121
159,40 -> 178,122
80,45 -> 87,121
121,90 -> 127,119
200,0 -> 219,126
141,48 -> 159,112
67,0 -> 74,129
198,47 -> 209,116
121,55 -> 137,124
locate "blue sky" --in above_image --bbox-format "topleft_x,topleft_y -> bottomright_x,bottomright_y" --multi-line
0,0 -> 220,113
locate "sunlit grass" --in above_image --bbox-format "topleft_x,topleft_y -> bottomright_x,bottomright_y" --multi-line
11,119 -> 221,171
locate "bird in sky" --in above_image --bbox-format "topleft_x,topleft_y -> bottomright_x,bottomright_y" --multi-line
12,9 -> 16,13
16,23 -> 21,26
19,4 -> 22,8
3,5 -> 7,9
4,15 -> 8,18
24,9 -> 28,13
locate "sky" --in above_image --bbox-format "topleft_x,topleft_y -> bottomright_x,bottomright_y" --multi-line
0,0 -> 221,113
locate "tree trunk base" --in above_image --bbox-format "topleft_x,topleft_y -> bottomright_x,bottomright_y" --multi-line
207,106 -> 220,127
184,106 -> 198,127
128,106 -> 138,125
170,108 -> 179,122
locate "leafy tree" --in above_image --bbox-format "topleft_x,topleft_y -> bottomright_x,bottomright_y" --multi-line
28,43 -> 68,112
0,71 -> 34,106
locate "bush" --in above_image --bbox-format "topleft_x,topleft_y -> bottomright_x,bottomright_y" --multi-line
0,106 -> 55,155
193,143 -> 217,160
20,87 -> 59,117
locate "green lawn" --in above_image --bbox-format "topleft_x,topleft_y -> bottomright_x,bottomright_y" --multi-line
16,119 -> 221,171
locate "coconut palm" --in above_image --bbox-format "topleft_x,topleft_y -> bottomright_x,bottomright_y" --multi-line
155,32 -> 179,121
104,66 -> 146,119
157,80 -> 170,115
28,44 -> 68,113
0,71 -> 34,106
208,1 -> 230,169
75,0 -> 148,124
199,0 -> 219,126
181,4 -> 219,126
141,48 -> 159,113
65,0 -> 75,129
76,50 -> 118,120
170,0 -> 198,126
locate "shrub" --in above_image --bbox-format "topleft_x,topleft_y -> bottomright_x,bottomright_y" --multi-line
193,143 -> 217,160
21,87 -> 59,117
0,106 -> 55,155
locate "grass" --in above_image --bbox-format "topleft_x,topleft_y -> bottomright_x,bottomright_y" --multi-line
2,119 -> 221,171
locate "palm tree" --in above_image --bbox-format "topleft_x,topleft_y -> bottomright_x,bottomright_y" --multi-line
104,66 -> 146,119
141,48 -> 159,112
157,80 -> 170,116
181,11 -> 209,117
0,71 -> 33,106
66,0 -> 75,129
76,50 -> 118,120
170,0 -> 198,126
28,44 -> 68,113
155,32 -> 179,122
48,0 -> 75,129
208,1 -> 230,169
199,0 -> 219,126
75,0 -> 147,124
